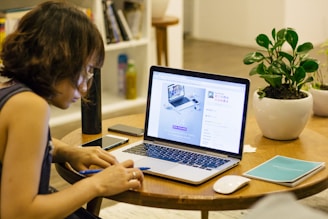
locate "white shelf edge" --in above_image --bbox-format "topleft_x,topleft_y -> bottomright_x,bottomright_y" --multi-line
104,38 -> 149,51
49,97 -> 147,127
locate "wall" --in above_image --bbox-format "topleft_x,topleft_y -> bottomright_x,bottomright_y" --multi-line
191,0 -> 328,47
284,0 -> 328,44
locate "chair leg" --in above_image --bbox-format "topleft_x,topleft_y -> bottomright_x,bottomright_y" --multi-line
155,27 -> 163,65
86,197 -> 103,216
155,26 -> 169,66
162,27 -> 168,66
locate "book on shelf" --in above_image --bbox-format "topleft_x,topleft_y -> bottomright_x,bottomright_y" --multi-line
243,155 -> 325,187
110,2 -> 130,41
104,0 -> 123,43
117,9 -> 133,41
101,0 -> 115,44
123,0 -> 144,39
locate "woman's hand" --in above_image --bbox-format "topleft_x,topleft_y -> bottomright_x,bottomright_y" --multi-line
51,139 -> 144,197
52,138 -> 119,170
66,146 -> 119,171
88,159 -> 144,196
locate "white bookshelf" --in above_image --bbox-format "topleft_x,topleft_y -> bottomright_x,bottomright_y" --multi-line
50,0 -> 151,126
50,0 -> 151,127
0,0 -> 150,127
1,0 -> 187,128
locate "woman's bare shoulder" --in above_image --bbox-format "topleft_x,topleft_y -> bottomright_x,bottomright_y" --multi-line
2,91 -> 50,119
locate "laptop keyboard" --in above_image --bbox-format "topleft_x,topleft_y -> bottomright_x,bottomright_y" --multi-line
123,143 -> 230,170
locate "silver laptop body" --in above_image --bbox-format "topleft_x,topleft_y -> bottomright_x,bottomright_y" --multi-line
111,66 -> 250,185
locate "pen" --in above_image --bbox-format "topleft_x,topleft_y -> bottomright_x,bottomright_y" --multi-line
79,167 -> 151,175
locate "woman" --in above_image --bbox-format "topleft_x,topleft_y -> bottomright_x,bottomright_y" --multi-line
0,1 -> 143,218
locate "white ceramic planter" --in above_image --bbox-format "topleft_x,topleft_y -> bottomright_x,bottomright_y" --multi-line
253,91 -> 313,140
309,87 -> 328,117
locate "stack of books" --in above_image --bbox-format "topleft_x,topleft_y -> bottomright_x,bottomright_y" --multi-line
102,0 -> 144,44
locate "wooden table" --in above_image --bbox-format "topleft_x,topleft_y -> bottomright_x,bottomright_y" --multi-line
56,113 -> 328,219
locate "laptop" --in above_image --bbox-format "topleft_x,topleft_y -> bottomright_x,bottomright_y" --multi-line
110,66 -> 250,185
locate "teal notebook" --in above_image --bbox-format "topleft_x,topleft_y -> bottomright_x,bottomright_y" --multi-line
243,155 -> 325,187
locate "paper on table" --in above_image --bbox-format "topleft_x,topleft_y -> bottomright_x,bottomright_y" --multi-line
244,144 -> 256,153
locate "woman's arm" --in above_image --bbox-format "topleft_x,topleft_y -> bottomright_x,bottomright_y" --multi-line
1,92 -> 143,219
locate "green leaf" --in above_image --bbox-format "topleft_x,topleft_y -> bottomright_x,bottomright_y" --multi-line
294,67 -> 306,84
285,29 -> 298,50
300,59 -> 319,72
249,65 -> 259,76
297,76 -> 313,90
297,42 -> 314,54
276,28 -> 287,42
257,89 -> 266,98
270,60 -> 287,75
270,65 -> 283,75
261,74 -> 282,87
243,52 -> 265,64
271,28 -> 276,40
256,34 -> 270,49
272,39 -> 285,51
279,51 -> 293,63
256,63 -> 267,75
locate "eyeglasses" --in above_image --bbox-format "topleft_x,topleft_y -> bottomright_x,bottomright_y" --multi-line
86,65 -> 95,81
77,65 -> 95,89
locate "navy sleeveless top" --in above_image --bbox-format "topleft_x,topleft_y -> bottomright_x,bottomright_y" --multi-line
0,82 -> 53,194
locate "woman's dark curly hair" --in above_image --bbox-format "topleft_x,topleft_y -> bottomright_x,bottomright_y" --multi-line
0,1 -> 105,99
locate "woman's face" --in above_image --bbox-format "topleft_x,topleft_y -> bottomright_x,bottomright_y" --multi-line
50,65 -> 94,109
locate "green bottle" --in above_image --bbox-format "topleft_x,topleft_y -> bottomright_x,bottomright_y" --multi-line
125,59 -> 137,99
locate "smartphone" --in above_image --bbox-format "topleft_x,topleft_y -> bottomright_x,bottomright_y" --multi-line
82,134 -> 129,150
108,124 -> 144,136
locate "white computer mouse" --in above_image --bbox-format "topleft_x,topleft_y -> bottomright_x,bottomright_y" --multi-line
213,175 -> 250,194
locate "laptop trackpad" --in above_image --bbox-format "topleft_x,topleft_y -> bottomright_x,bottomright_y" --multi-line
135,158 -> 178,172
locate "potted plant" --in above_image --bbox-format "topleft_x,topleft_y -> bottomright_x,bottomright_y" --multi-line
243,27 -> 319,140
309,40 -> 328,116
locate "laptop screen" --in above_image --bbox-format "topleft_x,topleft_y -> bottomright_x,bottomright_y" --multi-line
144,66 -> 249,158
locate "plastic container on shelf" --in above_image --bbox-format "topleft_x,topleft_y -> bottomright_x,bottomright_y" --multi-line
118,53 -> 128,96
125,59 -> 137,99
